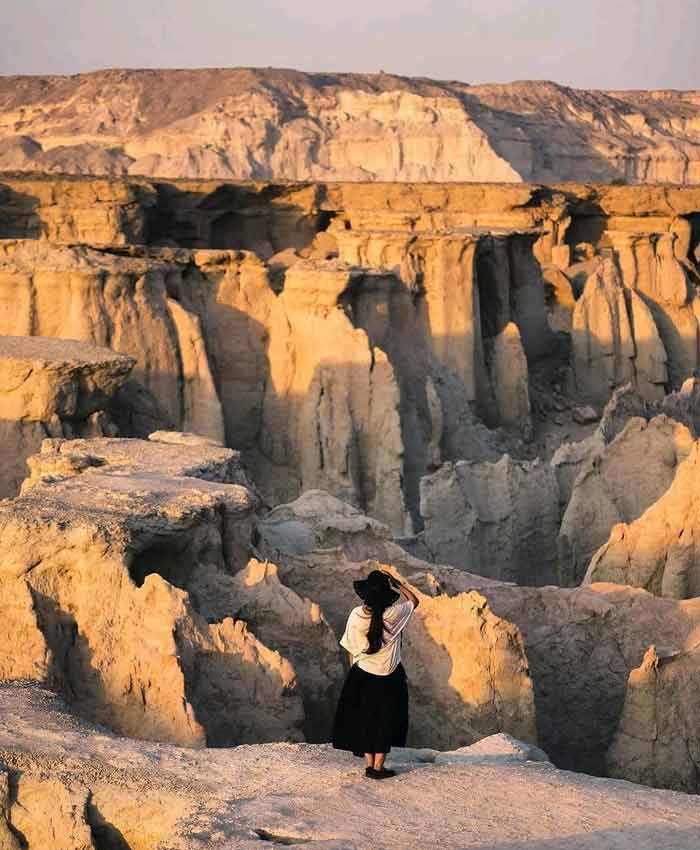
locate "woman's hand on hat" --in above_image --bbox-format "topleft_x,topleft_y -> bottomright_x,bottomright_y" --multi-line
382,570 -> 402,589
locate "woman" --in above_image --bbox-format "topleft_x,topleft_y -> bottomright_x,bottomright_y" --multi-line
332,568 -> 419,780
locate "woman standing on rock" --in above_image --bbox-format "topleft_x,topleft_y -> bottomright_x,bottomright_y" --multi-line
332,569 -> 419,780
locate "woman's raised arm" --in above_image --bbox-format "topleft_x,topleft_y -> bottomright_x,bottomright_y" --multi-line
383,571 -> 420,608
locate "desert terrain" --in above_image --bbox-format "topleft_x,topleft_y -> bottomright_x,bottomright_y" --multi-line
1,66 -> 700,849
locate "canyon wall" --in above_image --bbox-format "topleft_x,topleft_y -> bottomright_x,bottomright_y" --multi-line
1,69 -> 700,183
1,176 -> 700,578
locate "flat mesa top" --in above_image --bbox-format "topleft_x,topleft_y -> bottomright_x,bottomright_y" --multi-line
0,335 -> 133,365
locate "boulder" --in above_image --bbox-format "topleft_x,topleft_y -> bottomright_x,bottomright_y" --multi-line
433,733 -> 550,765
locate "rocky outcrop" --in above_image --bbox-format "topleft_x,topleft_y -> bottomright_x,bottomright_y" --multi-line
607,645 -> 700,792
0,335 -> 134,498
585,442 -> 700,597
5,684 -> 700,850
256,493 -> 537,749
571,258 -> 640,405
258,489 -> 700,779
2,69 -> 700,183
473,581 -> 700,775
0,433 -> 311,747
419,455 -> 561,585
558,416 -> 693,585
223,559 -> 344,743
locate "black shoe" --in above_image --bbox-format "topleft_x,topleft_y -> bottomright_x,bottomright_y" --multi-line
366,767 -> 397,780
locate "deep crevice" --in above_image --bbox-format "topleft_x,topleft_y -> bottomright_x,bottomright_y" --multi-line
86,794 -> 133,850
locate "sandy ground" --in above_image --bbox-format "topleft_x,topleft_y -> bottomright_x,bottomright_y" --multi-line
0,683 -> 699,850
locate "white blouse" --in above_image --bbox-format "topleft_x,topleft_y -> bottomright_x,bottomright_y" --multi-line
339,600 -> 415,676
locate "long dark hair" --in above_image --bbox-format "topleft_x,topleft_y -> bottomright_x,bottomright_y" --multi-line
366,603 -> 388,654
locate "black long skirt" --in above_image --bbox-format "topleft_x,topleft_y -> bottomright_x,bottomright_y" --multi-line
332,662 -> 408,757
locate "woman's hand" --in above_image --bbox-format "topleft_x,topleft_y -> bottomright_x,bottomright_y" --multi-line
382,570 -> 402,589
383,570 -> 420,609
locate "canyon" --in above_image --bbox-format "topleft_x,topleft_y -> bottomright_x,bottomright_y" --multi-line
2,165 -> 700,847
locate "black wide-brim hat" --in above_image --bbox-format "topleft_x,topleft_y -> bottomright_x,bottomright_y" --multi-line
353,569 -> 400,608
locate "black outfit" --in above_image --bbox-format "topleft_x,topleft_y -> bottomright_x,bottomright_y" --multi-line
332,661 -> 409,757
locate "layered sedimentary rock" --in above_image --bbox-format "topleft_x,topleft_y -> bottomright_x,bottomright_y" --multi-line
607,645 -> 700,792
558,416 -> 694,585
585,442 -> 700,598
0,335 -> 134,498
0,433 -> 312,747
1,176 -> 700,582
2,69 -> 700,183
419,455 -> 560,585
0,241 -> 222,443
474,581 -> 700,775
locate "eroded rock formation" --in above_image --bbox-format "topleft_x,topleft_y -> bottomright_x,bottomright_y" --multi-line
419,455 -> 560,585
0,432 -> 313,747
607,645 -> 700,792
1,69 -> 700,183
0,335 -> 134,498
257,490 -> 700,776
586,442 -> 700,597
558,415 -> 694,585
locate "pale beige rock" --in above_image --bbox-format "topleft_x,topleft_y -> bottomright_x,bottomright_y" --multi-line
550,430 -> 605,507
419,455 -> 561,585
0,580 -> 50,681
0,242 -> 185,430
257,260 -> 411,534
485,322 -> 531,433
22,433 -> 254,490
559,416 -> 693,585
0,335 -> 134,498
215,559 -> 344,742
166,298 -> 226,444
586,442 -> 700,597
4,683 -> 700,850
403,588 -> 537,749
571,258 -> 636,405
3,70 -> 700,183
276,550 -> 536,750
0,435 -> 308,747
9,778 -> 94,850
628,288 -> 669,402
432,733 -> 550,765
607,645 -> 700,792
609,230 -> 700,385
256,493 -> 537,749
477,581 -> 700,775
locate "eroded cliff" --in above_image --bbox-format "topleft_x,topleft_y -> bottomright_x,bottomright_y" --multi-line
1,69 -> 700,183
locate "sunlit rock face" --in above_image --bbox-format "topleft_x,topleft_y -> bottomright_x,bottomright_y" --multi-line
0,175 -> 700,575
0,335 -> 134,498
1,69 -> 700,183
